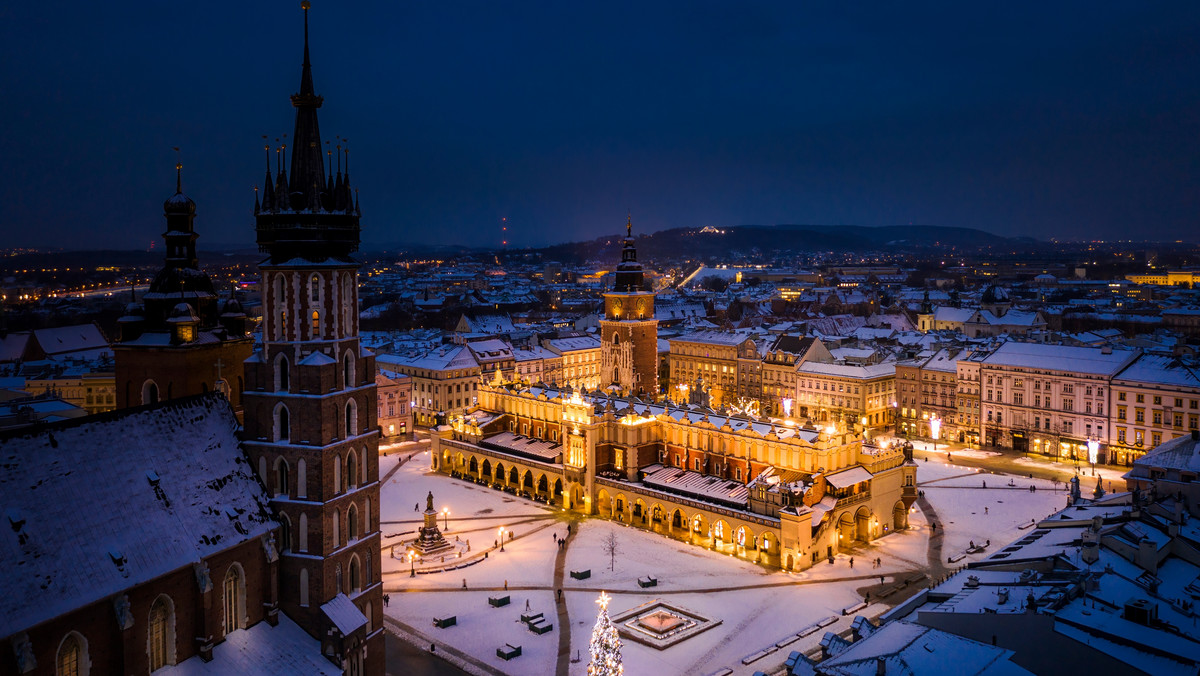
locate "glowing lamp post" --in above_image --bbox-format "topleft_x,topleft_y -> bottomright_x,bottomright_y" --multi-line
409,549 -> 417,577
499,527 -> 506,552
1087,438 -> 1100,475
930,415 -> 941,452
782,397 -> 792,418
442,507 -> 450,531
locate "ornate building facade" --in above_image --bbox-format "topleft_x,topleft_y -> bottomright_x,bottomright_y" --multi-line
433,381 -> 916,572
240,5 -> 383,673
599,217 -> 658,395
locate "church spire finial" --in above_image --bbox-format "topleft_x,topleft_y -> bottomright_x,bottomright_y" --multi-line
627,211 -> 632,238
173,146 -> 182,193
300,1 -> 313,94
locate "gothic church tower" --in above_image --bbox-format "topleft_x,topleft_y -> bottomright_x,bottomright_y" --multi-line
599,216 -> 659,395
241,4 -> 383,673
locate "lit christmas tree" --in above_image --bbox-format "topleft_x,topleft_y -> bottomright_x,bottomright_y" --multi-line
588,591 -> 623,676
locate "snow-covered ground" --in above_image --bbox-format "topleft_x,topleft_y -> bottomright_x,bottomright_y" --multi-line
380,454 -> 1067,675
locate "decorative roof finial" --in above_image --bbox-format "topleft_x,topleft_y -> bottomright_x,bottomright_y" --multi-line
173,147 -> 182,193
627,211 -> 632,238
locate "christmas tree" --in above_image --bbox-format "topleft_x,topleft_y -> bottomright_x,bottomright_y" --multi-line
588,591 -> 623,676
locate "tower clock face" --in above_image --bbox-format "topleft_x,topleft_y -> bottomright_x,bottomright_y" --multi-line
612,299 -> 623,316
637,298 -> 647,315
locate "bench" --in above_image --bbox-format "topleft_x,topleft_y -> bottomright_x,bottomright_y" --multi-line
638,576 -> 658,588
570,570 -> 591,580
488,595 -> 510,608
432,616 -> 456,629
520,611 -> 544,624
497,644 -> 522,660
528,620 -> 553,634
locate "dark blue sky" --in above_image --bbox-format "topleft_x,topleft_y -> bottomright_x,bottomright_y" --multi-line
2,2 -> 1199,250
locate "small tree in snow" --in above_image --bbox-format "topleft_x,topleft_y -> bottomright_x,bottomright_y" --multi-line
588,591 -> 623,676
602,531 -> 620,571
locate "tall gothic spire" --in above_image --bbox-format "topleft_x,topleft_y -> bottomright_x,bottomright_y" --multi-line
255,2 -> 361,263
289,0 -> 326,203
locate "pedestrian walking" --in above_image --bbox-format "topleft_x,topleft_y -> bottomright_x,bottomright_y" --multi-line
504,580 -> 508,591
557,589 -> 563,602
849,557 -> 854,569
984,506 -> 989,515
880,575 -> 885,585
415,503 -> 419,511
526,598 -> 531,611
384,594 -> 390,607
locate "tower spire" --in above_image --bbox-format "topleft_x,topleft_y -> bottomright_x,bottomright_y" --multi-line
626,211 -> 632,238
300,0 -> 314,97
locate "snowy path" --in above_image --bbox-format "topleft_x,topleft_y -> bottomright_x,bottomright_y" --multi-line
553,522 -> 579,676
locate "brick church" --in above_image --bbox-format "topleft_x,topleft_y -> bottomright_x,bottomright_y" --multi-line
599,216 -> 659,396
1,5 -> 383,675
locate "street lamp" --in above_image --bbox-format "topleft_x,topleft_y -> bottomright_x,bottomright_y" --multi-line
498,527 -> 506,551
930,415 -> 941,452
1087,438 -> 1100,476
782,397 -> 792,418
409,548 -> 416,577
442,507 -> 450,531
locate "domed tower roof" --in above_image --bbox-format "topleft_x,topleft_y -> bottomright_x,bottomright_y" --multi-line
613,213 -> 644,292
140,165 -> 219,331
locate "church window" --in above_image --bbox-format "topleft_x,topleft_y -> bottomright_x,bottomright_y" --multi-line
347,450 -> 358,490
361,449 -> 368,485
365,496 -> 372,532
274,405 -> 290,442
296,459 -> 307,498
333,509 -> 341,547
56,632 -> 87,676
343,352 -> 355,388
274,457 -> 290,496
309,274 -> 320,304
311,310 -> 320,337
333,456 -> 342,494
142,380 -> 159,406
298,514 -> 308,552
299,568 -> 309,606
345,399 -> 358,437
223,564 -> 245,634
335,564 -> 343,593
276,354 -> 290,392
349,555 -> 361,593
148,595 -> 175,670
278,514 -> 292,551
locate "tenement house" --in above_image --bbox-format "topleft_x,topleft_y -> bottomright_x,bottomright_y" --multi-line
759,335 -> 831,417
795,360 -> 897,434
979,342 -> 1136,463
668,331 -> 760,408
376,345 -> 480,427
1109,353 -> 1200,466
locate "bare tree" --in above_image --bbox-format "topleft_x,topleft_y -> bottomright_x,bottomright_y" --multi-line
602,531 -> 620,571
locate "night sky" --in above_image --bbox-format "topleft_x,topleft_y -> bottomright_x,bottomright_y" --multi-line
3,2 -> 1199,251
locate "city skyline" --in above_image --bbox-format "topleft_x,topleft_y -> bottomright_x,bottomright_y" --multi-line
3,2 -> 1199,250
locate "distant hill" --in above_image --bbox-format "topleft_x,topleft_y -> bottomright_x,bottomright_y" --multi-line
528,223 -> 1015,264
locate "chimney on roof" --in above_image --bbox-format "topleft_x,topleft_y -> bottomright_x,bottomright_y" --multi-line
876,657 -> 886,676
1101,345 -> 1112,354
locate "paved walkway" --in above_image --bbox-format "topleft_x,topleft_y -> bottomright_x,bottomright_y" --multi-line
914,493 -> 947,577
553,520 -> 579,676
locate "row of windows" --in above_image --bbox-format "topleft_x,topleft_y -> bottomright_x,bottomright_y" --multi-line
273,351 -> 358,392
272,398 -> 360,443
262,447 -> 369,500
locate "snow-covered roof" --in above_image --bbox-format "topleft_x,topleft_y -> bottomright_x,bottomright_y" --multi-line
640,464 -> 749,508
825,466 -> 873,489
0,394 -> 276,638
980,342 -> 1138,376
160,613 -> 339,675
32,323 -> 109,356
1113,354 -> 1200,389
816,620 -> 1030,676
322,592 -> 368,636
544,335 -> 602,353
377,345 -> 479,372
1128,432 -> 1200,474
797,361 -> 896,379
482,431 -> 562,462
670,330 -> 754,347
